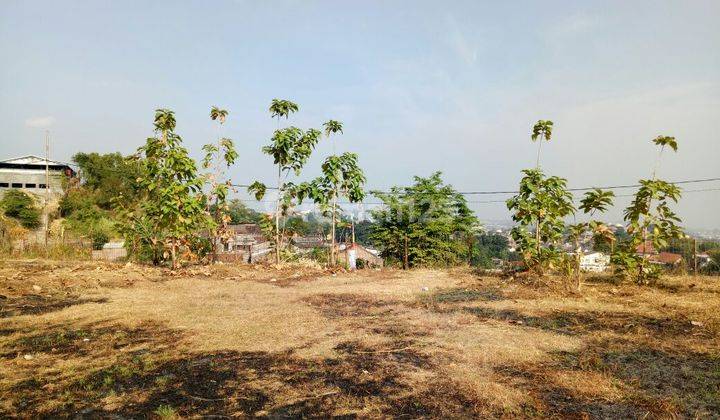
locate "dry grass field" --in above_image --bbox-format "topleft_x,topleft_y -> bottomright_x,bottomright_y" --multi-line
0,259 -> 718,418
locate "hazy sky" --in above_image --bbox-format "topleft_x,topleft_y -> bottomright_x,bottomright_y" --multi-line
1,1 -> 718,228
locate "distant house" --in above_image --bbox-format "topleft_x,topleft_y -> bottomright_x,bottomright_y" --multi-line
338,243 -> 384,269
216,224 -> 272,263
648,252 -> 683,267
579,252 -> 610,272
0,155 -> 75,199
293,234 -> 327,249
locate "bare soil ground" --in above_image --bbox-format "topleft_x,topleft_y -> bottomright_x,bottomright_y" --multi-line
1,259 -> 718,418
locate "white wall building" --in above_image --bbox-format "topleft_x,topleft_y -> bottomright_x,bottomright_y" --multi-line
579,252 -> 610,272
0,155 -> 75,200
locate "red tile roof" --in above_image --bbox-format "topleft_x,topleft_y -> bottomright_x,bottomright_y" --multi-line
648,252 -> 683,265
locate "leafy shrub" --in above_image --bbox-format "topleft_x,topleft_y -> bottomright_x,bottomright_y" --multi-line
1,190 -> 41,229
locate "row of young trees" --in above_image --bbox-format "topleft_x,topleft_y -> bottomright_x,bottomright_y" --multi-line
248,99 -> 366,265
111,99 -> 368,268
507,121 -> 685,286
36,98 -> 692,275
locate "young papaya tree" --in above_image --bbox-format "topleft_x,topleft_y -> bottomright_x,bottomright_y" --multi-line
248,99 -> 322,264
202,106 -> 238,261
566,189 -> 615,290
119,109 -> 209,269
506,169 -> 574,275
296,151 -> 366,265
507,120 -> 573,276
532,120 -> 553,168
612,136 -> 683,284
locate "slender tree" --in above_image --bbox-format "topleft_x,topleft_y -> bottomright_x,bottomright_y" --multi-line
249,99 -> 322,264
202,106 -> 238,261
531,120 -> 553,168
528,120 -> 555,257
613,135 -> 683,283
295,151 -> 366,266
324,120 -> 344,265
506,169 -> 574,275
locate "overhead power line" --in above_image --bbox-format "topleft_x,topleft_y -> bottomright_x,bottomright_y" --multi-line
230,176 -> 720,197
229,186 -> 720,206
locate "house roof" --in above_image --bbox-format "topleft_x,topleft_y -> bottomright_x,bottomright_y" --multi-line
648,252 -> 683,265
228,224 -> 263,235
1,155 -> 72,167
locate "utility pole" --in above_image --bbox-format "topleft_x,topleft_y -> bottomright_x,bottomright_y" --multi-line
44,130 -> 50,251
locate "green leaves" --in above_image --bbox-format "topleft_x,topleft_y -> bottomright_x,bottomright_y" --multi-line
209,106 -> 228,124
531,120 -> 553,142
323,120 -> 343,137
506,168 -> 574,274
652,135 -> 678,152
261,126 -> 320,174
579,188 -> 615,215
120,108 -> 211,268
370,172 -> 478,268
269,99 -> 299,119
616,145 -> 684,283
153,109 -> 176,133
248,181 -> 267,200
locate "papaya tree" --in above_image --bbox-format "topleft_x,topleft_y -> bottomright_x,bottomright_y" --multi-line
119,109 -> 209,269
248,99 -> 322,264
532,120 -> 553,168
507,120 -> 573,275
613,136 -> 683,284
202,106 -> 238,261
506,169 -> 574,275
566,189 -> 615,290
296,151 -> 366,265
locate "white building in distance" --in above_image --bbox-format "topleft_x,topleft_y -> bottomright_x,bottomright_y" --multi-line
0,155 -> 75,199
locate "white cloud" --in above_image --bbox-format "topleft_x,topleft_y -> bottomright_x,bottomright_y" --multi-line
25,116 -> 56,128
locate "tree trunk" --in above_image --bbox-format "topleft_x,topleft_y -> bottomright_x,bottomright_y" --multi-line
171,238 -> 177,270
331,191 -> 337,266
403,234 -> 409,270
574,238 -> 581,291
275,166 -> 281,265
536,139 -> 542,168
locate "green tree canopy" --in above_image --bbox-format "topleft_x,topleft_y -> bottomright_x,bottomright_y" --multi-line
370,172 -> 478,268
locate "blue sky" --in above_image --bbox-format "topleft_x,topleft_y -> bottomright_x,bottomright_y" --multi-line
1,0 -> 718,228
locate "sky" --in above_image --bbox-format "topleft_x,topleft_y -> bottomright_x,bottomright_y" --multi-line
1,0 -> 719,229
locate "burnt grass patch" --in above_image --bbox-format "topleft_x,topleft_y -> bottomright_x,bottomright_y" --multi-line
594,346 -> 720,417
0,294 -> 108,318
6,328 -> 467,418
0,321 -> 166,359
431,286 -> 506,303
304,293 -> 402,319
463,306 -> 711,338
495,341 -> 720,418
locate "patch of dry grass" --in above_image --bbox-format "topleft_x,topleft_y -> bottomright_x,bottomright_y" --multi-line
1,261 -> 718,417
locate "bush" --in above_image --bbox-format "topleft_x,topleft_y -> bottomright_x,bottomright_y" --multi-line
1,190 -> 41,229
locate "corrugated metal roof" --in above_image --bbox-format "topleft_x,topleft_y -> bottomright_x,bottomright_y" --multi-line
1,155 -> 72,167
